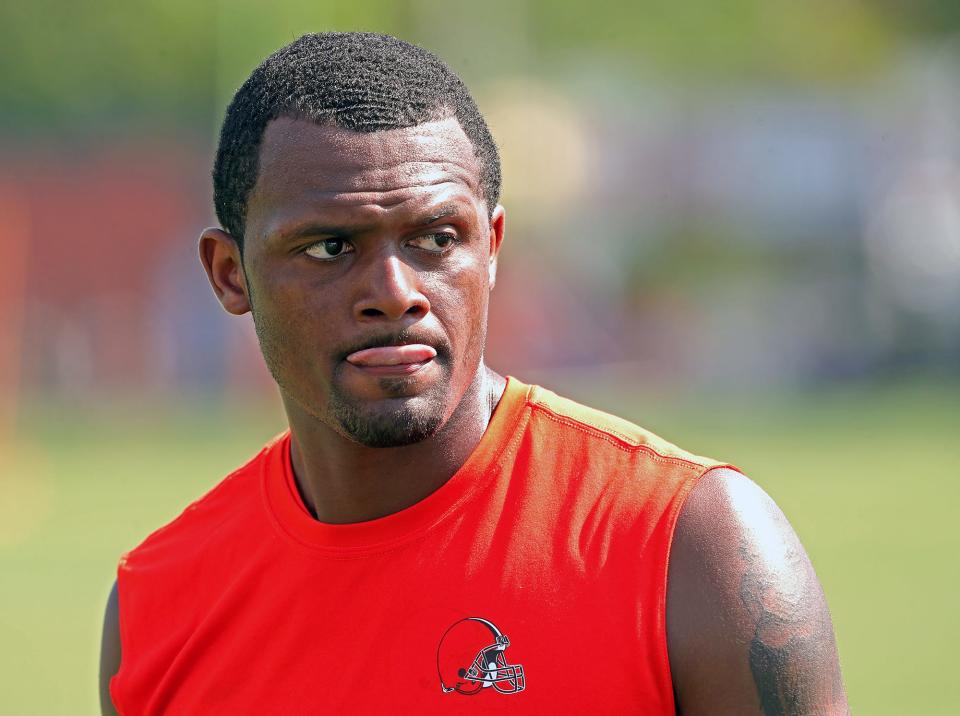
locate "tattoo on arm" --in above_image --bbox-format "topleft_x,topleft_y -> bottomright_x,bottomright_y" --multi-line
739,541 -> 844,715
748,632 -> 805,716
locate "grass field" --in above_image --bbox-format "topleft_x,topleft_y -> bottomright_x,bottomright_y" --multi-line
1,380 -> 957,714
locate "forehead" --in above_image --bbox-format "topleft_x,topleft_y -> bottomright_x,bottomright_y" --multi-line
247,116 -> 484,234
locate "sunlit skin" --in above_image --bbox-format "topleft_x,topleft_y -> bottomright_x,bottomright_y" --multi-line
667,468 -> 849,714
199,116 -> 505,523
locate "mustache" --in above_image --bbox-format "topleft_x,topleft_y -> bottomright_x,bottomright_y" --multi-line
334,328 -> 451,363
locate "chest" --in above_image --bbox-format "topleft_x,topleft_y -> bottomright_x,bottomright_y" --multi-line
129,535 -> 673,715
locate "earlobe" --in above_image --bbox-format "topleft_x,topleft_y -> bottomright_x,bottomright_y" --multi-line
488,205 -> 506,290
198,228 -> 251,315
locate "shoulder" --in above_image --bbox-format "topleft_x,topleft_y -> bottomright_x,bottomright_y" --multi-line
523,383 -> 721,470
510,383 -> 734,559
666,467 -> 849,714
106,434 -> 289,709
119,431 -> 286,571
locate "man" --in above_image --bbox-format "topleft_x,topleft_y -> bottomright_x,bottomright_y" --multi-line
100,32 -> 848,714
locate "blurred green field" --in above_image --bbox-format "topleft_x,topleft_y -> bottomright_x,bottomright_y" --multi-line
1,381 -> 957,714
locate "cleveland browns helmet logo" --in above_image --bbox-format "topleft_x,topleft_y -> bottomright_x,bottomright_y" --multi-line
436,617 -> 526,695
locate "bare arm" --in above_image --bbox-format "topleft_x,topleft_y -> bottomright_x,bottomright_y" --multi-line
99,581 -> 121,716
667,468 -> 849,715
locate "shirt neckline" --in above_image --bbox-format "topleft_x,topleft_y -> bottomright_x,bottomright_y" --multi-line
261,376 -> 530,556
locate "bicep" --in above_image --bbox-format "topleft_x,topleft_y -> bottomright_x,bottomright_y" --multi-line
666,468 -> 848,715
100,580 -> 121,716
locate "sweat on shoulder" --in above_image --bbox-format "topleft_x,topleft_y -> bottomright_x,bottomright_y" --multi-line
99,32 -> 849,716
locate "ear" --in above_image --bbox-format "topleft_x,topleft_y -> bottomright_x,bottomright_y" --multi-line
487,204 -> 505,290
199,228 -> 251,315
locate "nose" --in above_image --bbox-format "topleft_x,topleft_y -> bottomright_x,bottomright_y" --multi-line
353,253 -> 430,323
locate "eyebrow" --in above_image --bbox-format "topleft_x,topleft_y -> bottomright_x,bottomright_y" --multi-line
276,224 -> 357,242
417,204 -> 460,226
274,204 -> 464,243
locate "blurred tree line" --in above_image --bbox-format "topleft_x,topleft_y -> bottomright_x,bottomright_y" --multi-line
2,0 -> 957,137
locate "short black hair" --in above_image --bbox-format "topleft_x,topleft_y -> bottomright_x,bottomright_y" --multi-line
212,32 -> 501,246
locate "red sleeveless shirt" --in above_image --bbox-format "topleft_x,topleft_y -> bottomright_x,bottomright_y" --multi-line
111,378 -> 728,714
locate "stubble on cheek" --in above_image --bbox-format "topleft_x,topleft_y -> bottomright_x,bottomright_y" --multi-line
248,287 -> 330,418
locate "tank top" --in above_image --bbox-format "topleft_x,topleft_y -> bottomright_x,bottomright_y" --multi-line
111,377 -> 729,714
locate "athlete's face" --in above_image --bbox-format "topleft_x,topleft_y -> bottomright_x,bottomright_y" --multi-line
201,116 -> 504,447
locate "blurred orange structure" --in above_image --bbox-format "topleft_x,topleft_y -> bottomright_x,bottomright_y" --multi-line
0,183 -> 28,440
3,142 -> 208,401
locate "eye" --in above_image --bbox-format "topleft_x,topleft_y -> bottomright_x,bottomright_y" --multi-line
304,238 -> 354,260
408,233 -> 457,253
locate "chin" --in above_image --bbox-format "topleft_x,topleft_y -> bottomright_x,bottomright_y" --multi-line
335,406 -> 443,447
330,391 -> 448,448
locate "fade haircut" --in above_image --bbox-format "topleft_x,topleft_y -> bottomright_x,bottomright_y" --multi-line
213,32 -> 501,247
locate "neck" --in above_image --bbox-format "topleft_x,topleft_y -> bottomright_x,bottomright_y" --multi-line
283,365 -> 506,524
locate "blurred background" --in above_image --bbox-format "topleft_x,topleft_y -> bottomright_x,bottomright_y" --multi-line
1,1 -> 958,713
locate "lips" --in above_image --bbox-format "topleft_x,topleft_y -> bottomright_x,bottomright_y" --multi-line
345,344 -> 437,368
